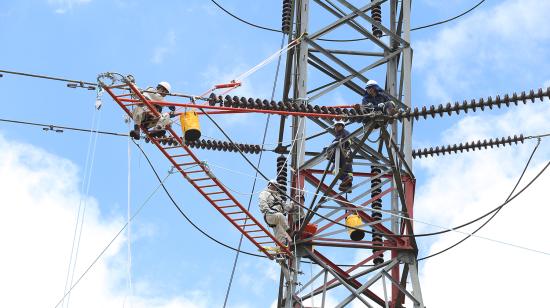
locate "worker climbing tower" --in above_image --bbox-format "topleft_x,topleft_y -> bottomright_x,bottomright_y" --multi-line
274,0 -> 424,307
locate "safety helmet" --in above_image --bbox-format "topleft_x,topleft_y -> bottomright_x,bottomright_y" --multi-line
365,80 -> 378,88
157,81 -> 171,93
334,120 -> 346,127
268,179 -> 279,186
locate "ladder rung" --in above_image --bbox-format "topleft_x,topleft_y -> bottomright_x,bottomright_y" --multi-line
198,184 -> 217,188
212,198 -> 231,202
219,205 -> 237,209
233,217 -> 250,221
240,224 -> 257,227
116,93 -> 134,98
252,235 -> 270,239
226,211 -> 244,215
172,154 -> 191,158
163,145 -> 182,150
177,162 -> 197,166
186,170 -> 205,174
205,191 -> 224,195
257,241 -> 275,245
191,177 -> 211,182
247,229 -> 264,233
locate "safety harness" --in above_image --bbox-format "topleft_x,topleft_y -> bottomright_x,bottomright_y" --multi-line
263,190 -> 285,228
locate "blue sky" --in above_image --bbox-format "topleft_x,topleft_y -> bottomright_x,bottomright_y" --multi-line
1,0 -> 550,307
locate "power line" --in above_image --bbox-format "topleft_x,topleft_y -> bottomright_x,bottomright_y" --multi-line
208,0 -> 487,41
4,115 -> 550,239
5,114 -> 548,262
419,138 -> 543,261
0,118 -> 127,137
135,136 -> 377,268
209,0 -> 281,33
0,69 -> 205,100
4,114 -> 550,240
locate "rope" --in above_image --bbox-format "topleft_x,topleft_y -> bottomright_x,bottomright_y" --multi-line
222,33 -> 286,308
53,171 -> 172,308
125,124 -> 133,306
61,107 -> 102,308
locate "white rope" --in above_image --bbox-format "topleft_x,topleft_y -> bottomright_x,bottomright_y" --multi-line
125,123 -> 133,307
62,106 -> 102,308
195,155 -> 550,258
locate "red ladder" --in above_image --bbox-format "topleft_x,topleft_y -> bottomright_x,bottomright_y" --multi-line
102,81 -> 291,258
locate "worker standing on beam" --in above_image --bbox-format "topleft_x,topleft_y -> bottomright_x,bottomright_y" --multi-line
362,80 -> 396,115
129,81 -> 175,139
258,180 -> 293,245
329,120 -> 353,192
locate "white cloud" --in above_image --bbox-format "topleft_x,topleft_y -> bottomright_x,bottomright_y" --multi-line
415,97 -> 550,307
48,0 -> 91,14
152,30 -> 177,64
0,133 -> 209,308
415,0 -> 550,103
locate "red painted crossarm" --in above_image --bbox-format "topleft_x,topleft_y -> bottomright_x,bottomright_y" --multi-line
102,82 -> 291,258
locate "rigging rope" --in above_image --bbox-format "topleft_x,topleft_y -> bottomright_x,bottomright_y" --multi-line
61,106 -> 102,308
53,170 -> 173,308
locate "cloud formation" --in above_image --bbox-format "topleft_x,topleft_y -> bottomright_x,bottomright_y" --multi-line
0,133 -> 210,307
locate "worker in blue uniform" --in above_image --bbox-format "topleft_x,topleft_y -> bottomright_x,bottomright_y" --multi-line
362,80 -> 396,115
328,120 -> 353,192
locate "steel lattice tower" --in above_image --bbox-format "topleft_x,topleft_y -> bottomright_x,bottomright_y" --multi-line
276,0 -> 424,307
99,1 -> 426,306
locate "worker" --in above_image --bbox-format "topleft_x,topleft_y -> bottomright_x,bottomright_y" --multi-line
259,180 -> 293,245
129,81 -> 175,139
362,80 -> 396,115
328,120 -> 353,192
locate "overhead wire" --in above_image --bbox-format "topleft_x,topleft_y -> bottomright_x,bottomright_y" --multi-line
208,0 -> 487,41
418,137 -> 542,261
9,115 -> 548,265
189,88 -> 550,253
4,114 -> 550,240
0,69 -> 205,100
134,139 -> 376,268
201,153 -> 550,258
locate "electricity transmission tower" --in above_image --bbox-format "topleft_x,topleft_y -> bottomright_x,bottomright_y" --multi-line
276,0 -> 424,307
100,1 -> 425,307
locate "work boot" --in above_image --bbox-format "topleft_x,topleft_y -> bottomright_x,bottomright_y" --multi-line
129,124 -> 140,140
339,176 -> 353,193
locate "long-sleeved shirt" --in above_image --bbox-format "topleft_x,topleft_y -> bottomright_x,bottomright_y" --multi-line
333,128 -> 351,148
142,87 -> 165,113
259,188 -> 290,214
362,85 -> 392,108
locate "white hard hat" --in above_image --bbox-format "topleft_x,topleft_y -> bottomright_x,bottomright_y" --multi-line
334,120 -> 346,127
158,81 -> 171,93
268,179 -> 278,186
365,80 -> 378,88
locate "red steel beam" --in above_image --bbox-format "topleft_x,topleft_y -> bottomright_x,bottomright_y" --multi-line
117,97 -> 346,119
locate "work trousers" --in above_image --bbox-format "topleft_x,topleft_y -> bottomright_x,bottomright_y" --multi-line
132,106 -> 171,129
265,212 -> 290,244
